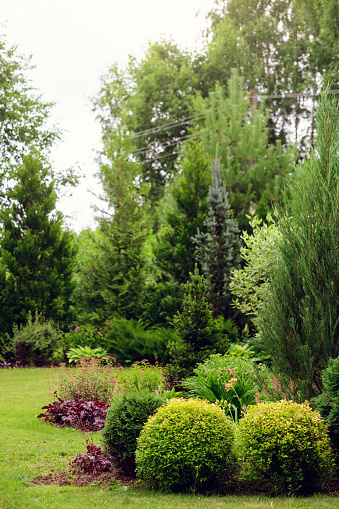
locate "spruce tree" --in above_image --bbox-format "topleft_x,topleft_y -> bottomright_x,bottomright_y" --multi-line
0,154 -> 76,347
194,156 -> 241,319
74,131 -> 149,322
258,92 -> 339,401
155,141 -> 210,286
168,264 -> 226,380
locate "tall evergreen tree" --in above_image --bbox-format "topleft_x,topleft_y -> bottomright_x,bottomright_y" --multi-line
258,92 -> 339,401
0,154 -> 76,346
194,156 -> 241,319
74,132 -> 149,322
155,141 -> 210,286
196,70 -> 295,231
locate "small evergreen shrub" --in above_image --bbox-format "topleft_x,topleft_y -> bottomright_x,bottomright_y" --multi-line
102,391 -> 164,474
236,400 -> 334,494
10,312 -> 60,366
135,398 -> 235,492
314,356 -> 339,450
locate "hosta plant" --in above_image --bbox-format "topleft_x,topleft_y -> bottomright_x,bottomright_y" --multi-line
66,345 -> 109,363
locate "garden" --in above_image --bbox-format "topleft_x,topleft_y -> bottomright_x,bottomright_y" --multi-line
0,11 -> 339,505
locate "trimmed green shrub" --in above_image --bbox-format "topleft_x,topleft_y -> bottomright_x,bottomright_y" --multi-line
102,391 -> 164,474
9,312 -> 60,366
135,398 -> 235,492
236,400 -> 334,494
314,356 -> 339,451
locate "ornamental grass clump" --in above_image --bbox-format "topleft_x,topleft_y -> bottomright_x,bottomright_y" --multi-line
54,359 -> 118,404
236,400 -> 334,495
135,398 -> 235,492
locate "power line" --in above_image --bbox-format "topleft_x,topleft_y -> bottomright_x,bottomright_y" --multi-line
128,90 -> 339,141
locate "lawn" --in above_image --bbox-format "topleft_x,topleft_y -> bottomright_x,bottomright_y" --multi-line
0,368 -> 337,509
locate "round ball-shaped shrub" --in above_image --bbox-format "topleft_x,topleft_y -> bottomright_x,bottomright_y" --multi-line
236,400 -> 334,494
135,398 -> 235,492
102,391 -> 164,474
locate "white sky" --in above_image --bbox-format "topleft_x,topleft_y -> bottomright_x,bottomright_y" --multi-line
1,0 -> 215,232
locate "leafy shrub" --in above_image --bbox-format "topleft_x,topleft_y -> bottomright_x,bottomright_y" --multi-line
66,345 -> 109,363
314,356 -> 339,450
54,359 -> 117,403
118,360 -> 168,394
104,317 -> 175,365
182,354 -> 267,422
59,324 -> 106,351
135,398 -> 235,492
72,442 -> 113,475
102,391 -> 164,474
10,312 -> 60,366
37,397 -> 110,431
236,400 -> 334,494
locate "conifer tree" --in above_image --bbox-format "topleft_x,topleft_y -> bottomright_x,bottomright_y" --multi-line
258,92 -> 339,401
194,156 -> 241,319
155,142 -> 210,286
74,131 -> 149,322
168,264 -> 227,380
196,69 -> 295,231
0,154 -> 76,346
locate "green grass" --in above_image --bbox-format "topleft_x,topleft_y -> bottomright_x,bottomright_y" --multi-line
0,368 -> 337,509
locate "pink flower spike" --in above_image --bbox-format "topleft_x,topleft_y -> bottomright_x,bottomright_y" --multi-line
118,367 -> 123,369
228,368 -> 235,375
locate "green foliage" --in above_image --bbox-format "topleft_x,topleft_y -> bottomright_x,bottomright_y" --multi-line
0,33 -> 59,186
92,40 -> 200,206
182,354 -> 267,422
54,359 -> 117,403
102,391 -> 164,474
230,213 -> 282,324
135,398 -> 235,492
66,346 -> 109,364
204,1 -> 338,152
59,323 -> 106,351
142,279 -> 184,327
168,265 -> 228,380
104,316 -> 176,365
194,156 -> 241,319
118,360 -> 167,394
236,400 -> 334,494
257,92 -> 339,401
314,357 -> 339,450
73,132 -> 149,322
196,71 -> 295,231
155,142 -> 210,285
0,155 -> 76,350
9,312 -> 60,366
